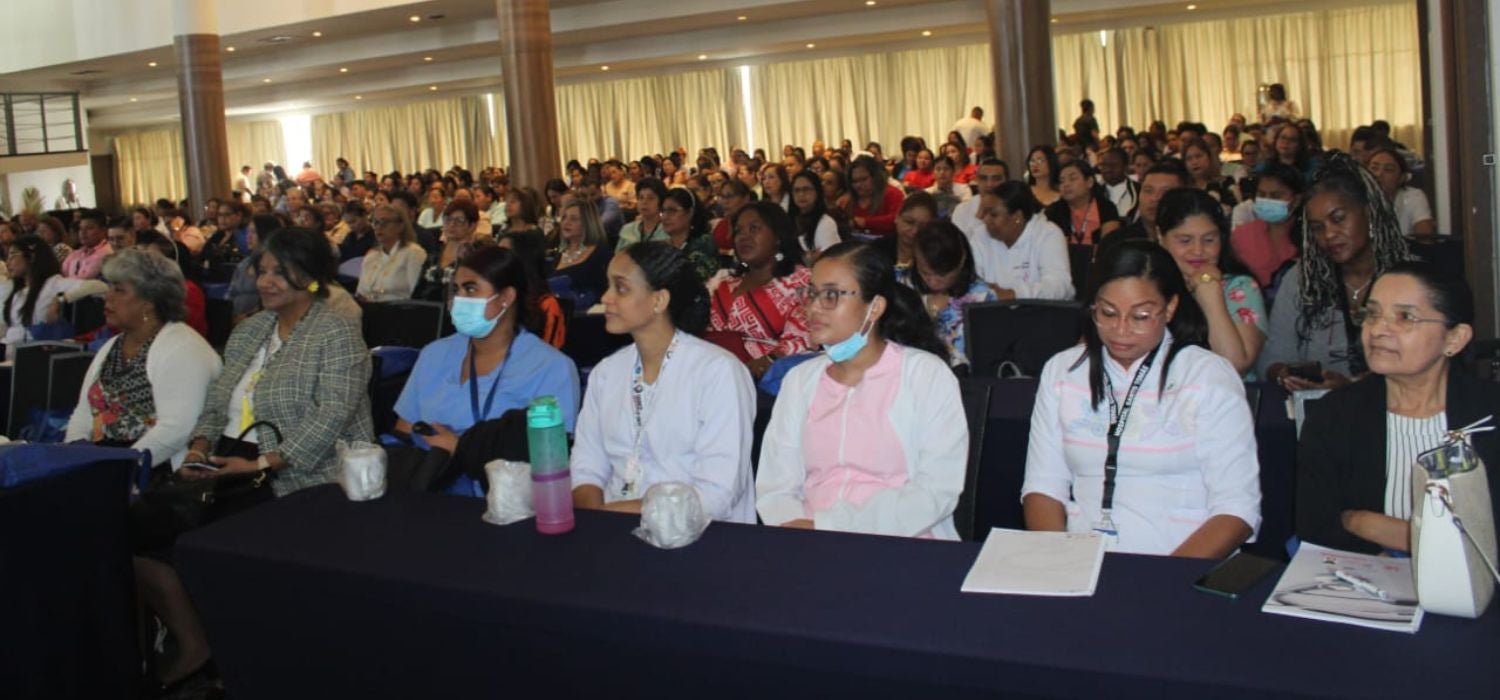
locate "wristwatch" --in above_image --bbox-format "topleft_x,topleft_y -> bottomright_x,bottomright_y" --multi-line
1192,271 -> 1220,291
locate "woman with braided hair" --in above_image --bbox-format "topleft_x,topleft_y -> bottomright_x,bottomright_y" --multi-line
1258,152 -> 1411,389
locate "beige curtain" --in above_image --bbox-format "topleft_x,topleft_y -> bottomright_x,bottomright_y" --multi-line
114,128 -> 186,207
1054,1 -> 1423,150
745,44 -> 992,155
226,120 -> 285,172
555,68 -> 742,164
312,96 -> 496,176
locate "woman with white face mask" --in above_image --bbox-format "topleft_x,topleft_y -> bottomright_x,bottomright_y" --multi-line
756,241 -> 968,539
1229,162 -> 1304,290
393,246 -> 580,470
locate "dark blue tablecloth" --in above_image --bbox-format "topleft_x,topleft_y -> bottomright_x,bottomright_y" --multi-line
0,454 -> 139,700
177,485 -> 1499,699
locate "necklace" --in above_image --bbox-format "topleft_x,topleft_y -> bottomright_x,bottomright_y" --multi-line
559,244 -> 589,265
1345,276 -> 1372,303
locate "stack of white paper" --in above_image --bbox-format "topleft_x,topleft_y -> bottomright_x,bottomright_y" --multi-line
1262,542 -> 1423,634
961,529 -> 1106,597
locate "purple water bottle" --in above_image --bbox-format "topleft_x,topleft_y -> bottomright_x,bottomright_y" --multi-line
527,396 -> 575,534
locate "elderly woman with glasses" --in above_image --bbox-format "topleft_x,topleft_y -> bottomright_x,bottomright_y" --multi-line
357,203 -> 426,302
418,199 -> 492,301
1297,261 -> 1500,554
1022,240 -> 1261,557
65,249 -> 221,464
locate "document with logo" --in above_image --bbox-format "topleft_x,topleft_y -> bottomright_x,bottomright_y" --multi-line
961,528 -> 1106,597
1262,543 -> 1422,634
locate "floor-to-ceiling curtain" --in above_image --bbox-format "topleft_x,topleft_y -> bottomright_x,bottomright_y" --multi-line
312,96 -> 496,176
114,128 -> 186,206
745,44 -> 992,155
555,68 -> 742,164
226,120 -> 285,172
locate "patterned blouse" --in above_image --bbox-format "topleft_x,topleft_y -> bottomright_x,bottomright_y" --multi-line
86,336 -> 157,443
925,279 -> 999,367
1223,273 -> 1268,379
708,266 -> 813,360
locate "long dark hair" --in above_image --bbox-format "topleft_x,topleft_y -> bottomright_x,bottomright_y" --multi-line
256,228 -> 336,299
623,241 -> 710,334
731,201 -> 803,278
5,235 -> 60,327
815,240 -> 949,363
459,245 -> 534,333
789,169 -> 832,251
1025,145 -> 1060,187
1155,188 -> 1253,278
1072,239 -> 1207,409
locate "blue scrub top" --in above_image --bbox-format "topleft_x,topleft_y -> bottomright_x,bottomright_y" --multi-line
394,329 -> 580,434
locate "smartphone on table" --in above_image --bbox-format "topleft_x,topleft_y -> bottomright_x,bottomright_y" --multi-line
1194,551 -> 1281,599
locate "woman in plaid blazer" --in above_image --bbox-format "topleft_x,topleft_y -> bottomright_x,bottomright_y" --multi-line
139,228 -> 372,691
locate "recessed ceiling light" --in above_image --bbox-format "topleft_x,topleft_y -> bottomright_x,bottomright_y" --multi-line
698,54 -> 708,60
225,46 -> 236,52
429,85 -> 438,91
1050,18 -> 1059,23
147,61 -> 158,67
423,56 -> 433,62
737,15 -> 747,21
601,65 -> 610,71
866,0 -> 877,5
339,67 -> 349,73
409,15 -> 421,22
262,78 -> 272,83
806,43 -> 816,48
1186,3 -> 1197,9
312,31 -> 323,37
129,97 -> 138,102
355,95 -> 363,100
921,30 -> 932,36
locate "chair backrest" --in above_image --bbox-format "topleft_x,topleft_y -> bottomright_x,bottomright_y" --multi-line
47,351 -> 94,414
963,300 -> 1084,379
361,300 -> 446,350
9,341 -> 82,437
1067,244 -> 1094,301
954,380 -> 992,541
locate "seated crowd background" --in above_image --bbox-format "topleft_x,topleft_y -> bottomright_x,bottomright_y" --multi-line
4,93 -> 1491,692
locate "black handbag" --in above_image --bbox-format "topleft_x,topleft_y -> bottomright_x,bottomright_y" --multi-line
130,421 -> 281,552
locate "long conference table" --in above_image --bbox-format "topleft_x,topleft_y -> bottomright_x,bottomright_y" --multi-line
177,485 -> 1499,699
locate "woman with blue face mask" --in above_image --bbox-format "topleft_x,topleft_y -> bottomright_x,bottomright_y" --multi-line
392,246 -> 580,467
1230,162 -> 1304,290
756,241 -> 969,539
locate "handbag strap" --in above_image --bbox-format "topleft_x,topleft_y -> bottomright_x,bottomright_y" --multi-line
235,419 -> 283,446
1425,481 -> 1500,584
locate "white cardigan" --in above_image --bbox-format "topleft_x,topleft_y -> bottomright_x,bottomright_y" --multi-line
65,322 -> 223,467
756,345 -> 968,539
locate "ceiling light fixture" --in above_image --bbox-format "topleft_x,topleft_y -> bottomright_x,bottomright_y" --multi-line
698,54 -> 708,60
1186,3 -> 1197,9
806,43 -> 816,48
355,95 -> 363,100
1050,18 -> 1059,23
262,78 -> 272,83
129,97 -> 138,102
424,56 -> 433,62
409,15 -> 421,22
226,46 -> 236,52
147,61 -> 158,67
429,85 -> 438,91
601,65 -> 610,71
866,0 -> 877,5
339,67 -> 349,73
312,31 -> 323,37
737,15 -> 747,21
921,30 -> 932,36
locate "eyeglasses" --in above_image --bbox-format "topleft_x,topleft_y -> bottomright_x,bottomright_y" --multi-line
371,218 -> 401,227
1354,307 -> 1447,332
660,206 -> 686,216
798,287 -> 861,310
442,215 -> 471,226
1090,304 -> 1167,334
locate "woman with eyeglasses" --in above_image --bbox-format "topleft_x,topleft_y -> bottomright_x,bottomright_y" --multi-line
357,203 -> 426,302
1297,261 -> 1497,554
706,201 -> 812,379
1157,189 -> 1267,376
1259,154 -> 1410,390
843,155 -> 906,238
570,242 -> 756,523
615,177 -> 670,251
417,199 -> 493,302
1022,239 -> 1261,557
756,241 -> 967,539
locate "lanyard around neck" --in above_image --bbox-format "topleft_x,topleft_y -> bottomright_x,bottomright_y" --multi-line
1099,341 -> 1163,520
468,339 -> 509,425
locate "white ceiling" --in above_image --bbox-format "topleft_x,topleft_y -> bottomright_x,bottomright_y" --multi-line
0,0 -> 1374,135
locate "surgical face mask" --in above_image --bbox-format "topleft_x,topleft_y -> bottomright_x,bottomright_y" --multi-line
450,294 -> 504,338
823,303 -> 875,363
1253,197 -> 1291,224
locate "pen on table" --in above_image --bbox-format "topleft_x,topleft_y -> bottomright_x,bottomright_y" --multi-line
1334,569 -> 1390,601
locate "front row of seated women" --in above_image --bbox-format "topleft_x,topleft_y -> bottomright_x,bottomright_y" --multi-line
64,227 -> 1493,687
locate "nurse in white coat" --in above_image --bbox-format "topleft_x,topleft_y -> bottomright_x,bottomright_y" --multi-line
757,240 -> 968,539
571,241 -> 757,523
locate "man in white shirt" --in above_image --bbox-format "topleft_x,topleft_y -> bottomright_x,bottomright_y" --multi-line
970,185 -> 1074,301
1096,148 -> 1138,217
951,158 -> 1009,241
234,165 -> 254,203
952,106 -> 987,153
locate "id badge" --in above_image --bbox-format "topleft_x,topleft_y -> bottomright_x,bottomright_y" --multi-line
1092,519 -> 1120,548
620,455 -> 642,500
